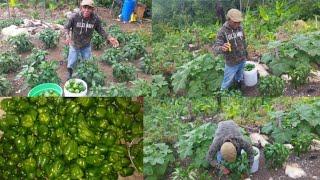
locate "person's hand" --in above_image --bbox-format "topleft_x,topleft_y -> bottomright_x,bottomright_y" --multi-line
221,166 -> 230,175
221,43 -> 231,52
65,38 -> 71,45
108,36 -> 119,48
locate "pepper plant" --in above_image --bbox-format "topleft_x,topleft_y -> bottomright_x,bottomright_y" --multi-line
222,153 -> 250,180
39,28 -> 59,49
8,34 -> 33,53
18,61 -> 60,88
101,48 -> 122,65
76,58 -> 105,87
91,31 -> 105,50
291,133 -> 313,156
0,51 -> 21,74
0,75 -> 12,96
264,143 -> 290,169
140,54 -> 154,74
258,75 -> 285,97
112,62 -> 137,82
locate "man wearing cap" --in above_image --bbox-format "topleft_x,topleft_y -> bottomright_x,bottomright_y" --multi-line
213,9 -> 248,90
64,0 -> 119,79
206,120 -> 254,175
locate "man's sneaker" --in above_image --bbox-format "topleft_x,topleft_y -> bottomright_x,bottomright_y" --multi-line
67,68 -> 73,80
236,80 -> 242,90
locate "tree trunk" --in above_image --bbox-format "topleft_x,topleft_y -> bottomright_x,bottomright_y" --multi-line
7,0 -> 11,18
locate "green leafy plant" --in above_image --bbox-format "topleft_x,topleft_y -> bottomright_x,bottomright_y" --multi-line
76,59 -> 105,87
244,64 -> 255,71
140,54 -> 154,74
0,75 -> 12,96
261,32 -> 320,88
289,63 -> 310,88
0,18 -> 23,29
112,62 -> 137,82
223,153 -> 250,180
129,79 -> 151,97
106,83 -> 132,97
101,48 -> 122,65
0,51 -> 21,74
291,133 -> 313,156
121,39 -> 146,61
26,48 -> 48,65
91,31 -> 105,50
107,25 -> 127,44
258,75 -> 285,97
8,34 -> 33,53
62,45 -> 69,60
150,75 -> 170,97
39,28 -> 59,49
261,101 -> 320,144
18,61 -> 60,88
175,123 -> 216,168
172,54 -> 224,97
144,143 -> 175,179
88,81 -> 108,97
172,166 -> 198,180
264,143 -> 290,169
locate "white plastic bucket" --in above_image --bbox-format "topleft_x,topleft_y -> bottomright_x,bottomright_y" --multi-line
241,146 -> 260,173
243,61 -> 258,86
251,146 -> 260,173
64,78 -> 88,97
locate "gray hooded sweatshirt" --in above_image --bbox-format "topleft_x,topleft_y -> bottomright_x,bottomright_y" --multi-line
213,22 -> 248,66
206,120 -> 254,168
64,11 -> 108,49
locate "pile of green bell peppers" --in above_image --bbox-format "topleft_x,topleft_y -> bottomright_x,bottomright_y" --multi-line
0,97 -> 143,179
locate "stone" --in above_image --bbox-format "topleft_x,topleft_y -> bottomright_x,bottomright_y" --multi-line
285,163 -> 306,179
309,70 -> 320,83
1,25 -> 29,40
250,133 -> 269,147
310,139 -> 320,151
284,144 -> 294,150
281,74 -> 291,82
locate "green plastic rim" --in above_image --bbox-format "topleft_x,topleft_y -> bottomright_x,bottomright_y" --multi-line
28,83 -> 63,97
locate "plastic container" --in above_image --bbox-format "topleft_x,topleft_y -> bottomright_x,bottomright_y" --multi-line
251,146 -> 260,173
240,146 -> 260,173
243,61 -> 258,86
121,0 -> 136,22
64,78 -> 88,97
28,83 -> 63,97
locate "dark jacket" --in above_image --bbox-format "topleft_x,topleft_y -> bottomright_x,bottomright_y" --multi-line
64,12 -> 108,49
206,120 -> 254,168
213,22 -> 248,66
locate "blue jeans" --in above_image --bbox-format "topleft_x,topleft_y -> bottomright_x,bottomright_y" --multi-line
221,61 -> 246,90
67,45 -> 92,69
217,151 -> 223,163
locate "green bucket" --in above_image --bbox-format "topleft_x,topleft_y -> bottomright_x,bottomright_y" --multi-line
28,83 -> 63,97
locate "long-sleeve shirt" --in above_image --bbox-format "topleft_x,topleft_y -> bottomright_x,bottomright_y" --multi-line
212,22 -> 248,66
206,120 -> 254,167
64,12 -> 108,49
